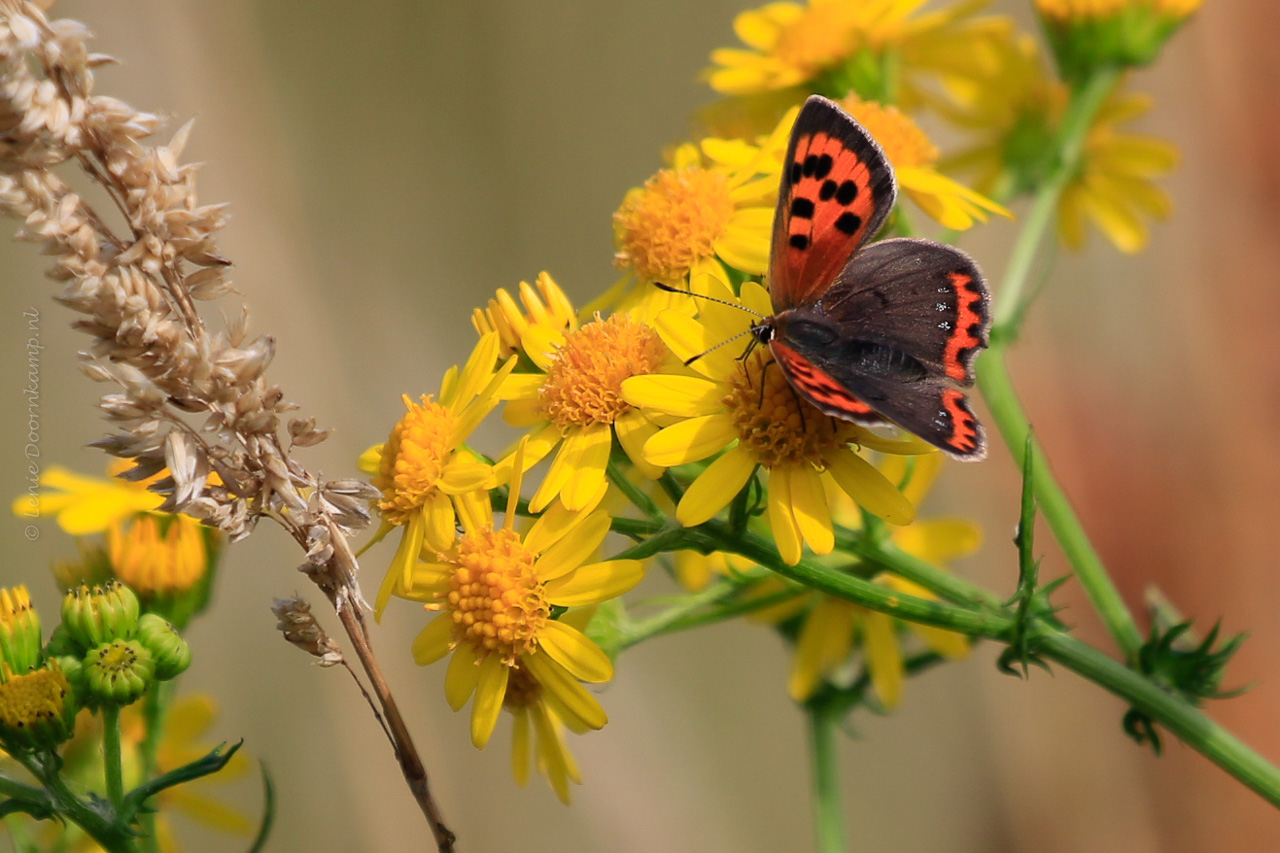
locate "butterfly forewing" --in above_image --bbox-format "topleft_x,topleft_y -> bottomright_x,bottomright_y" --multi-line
769,96 -> 896,312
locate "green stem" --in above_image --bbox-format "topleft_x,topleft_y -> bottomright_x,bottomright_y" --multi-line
806,702 -> 848,853
607,461 -> 662,520
1041,630 -> 1280,807
102,706 -> 125,813
713,524 -> 1013,638
615,579 -> 800,651
17,754 -> 136,853
842,535 -> 1005,611
136,682 -> 173,853
978,344 -> 1143,661
993,66 -> 1120,330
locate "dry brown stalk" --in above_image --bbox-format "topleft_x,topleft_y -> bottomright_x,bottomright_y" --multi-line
0,1 -> 455,849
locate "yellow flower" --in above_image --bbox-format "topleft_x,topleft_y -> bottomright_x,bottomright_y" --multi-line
492,287 -> 680,514
472,272 -> 578,359
12,461 -> 163,535
707,0 -> 1012,111
946,38 -> 1177,252
622,274 -> 928,566
404,441 -> 643,776
610,114 -> 792,304
360,332 -> 515,615
840,95 -> 1009,230
108,514 -> 208,598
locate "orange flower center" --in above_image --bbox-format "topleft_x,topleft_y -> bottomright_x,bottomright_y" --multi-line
446,527 -> 548,665
376,396 -> 458,525
614,166 -> 734,282
842,99 -> 938,169
775,3 -> 859,73
724,349 -> 858,468
540,315 -> 666,430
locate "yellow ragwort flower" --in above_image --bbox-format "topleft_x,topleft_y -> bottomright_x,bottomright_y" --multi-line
707,0 -> 1012,110
840,95 -> 1009,230
404,440 -> 643,774
492,286 -> 680,514
611,114 -> 792,305
623,274 -> 931,566
945,37 -> 1177,252
360,332 -> 515,615
108,514 -> 208,598
785,453 -> 977,706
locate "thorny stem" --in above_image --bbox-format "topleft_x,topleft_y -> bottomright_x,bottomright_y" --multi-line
978,65 -> 1142,662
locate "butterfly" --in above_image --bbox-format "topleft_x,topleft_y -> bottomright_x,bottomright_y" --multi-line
752,95 -> 990,460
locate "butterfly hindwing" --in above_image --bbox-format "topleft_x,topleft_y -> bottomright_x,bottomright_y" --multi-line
770,336 -> 986,460
769,95 -> 896,312
818,238 -> 989,386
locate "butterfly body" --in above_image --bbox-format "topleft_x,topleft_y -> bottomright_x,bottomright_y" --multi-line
762,96 -> 990,460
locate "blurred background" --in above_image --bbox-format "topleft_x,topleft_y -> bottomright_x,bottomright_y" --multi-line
2,1 -> 1278,850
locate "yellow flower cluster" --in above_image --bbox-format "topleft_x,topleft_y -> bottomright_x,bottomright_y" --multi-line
352,0 -> 1193,804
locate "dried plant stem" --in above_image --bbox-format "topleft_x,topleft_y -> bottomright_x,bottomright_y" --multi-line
323,529 -> 456,852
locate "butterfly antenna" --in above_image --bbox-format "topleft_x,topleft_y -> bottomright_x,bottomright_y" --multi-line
653,281 -> 765,318
682,328 -> 754,366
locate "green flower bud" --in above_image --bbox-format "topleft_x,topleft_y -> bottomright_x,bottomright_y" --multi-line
135,613 -> 191,681
61,581 -> 140,651
43,623 -> 77,658
1035,0 -> 1201,82
51,654 -> 87,706
0,661 -> 78,751
84,639 -> 154,707
0,586 -> 42,675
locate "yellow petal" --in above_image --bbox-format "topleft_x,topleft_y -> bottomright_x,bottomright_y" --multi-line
444,332 -> 500,410
560,422 -> 612,511
544,559 -> 645,608
521,325 -> 565,372
787,464 -> 834,556
825,451 -> 914,525
614,409 -> 663,479
644,414 -> 738,467
863,610 -> 904,710
529,428 -> 581,513
356,444 -> 384,477
444,644 -> 480,711
510,707 -> 531,786
524,499 -> 594,555
788,597 -> 857,701
676,445 -> 757,526
412,616 -> 455,666
767,467 -> 803,566
654,309 -> 738,380
621,374 -> 722,418
471,654 -> 510,748
524,652 -> 608,731
893,518 -> 982,563
437,461 -> 495,495
538,620 -> 614,683
497,372 -> 544,403
536,510 -> 611,581
532,704 -> 577,804
422,491 -> 457,553
715,208 -> 773,274
494,422 -> 562,485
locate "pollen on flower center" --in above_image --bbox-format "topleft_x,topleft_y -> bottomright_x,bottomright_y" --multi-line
844,100 -> 938,169
446,527 -> 548,664
0,665 -> 70,729
724,350 -> 858,468
376,396 -> 459,525
614,166 -> 734,282
540,315 -> 666,430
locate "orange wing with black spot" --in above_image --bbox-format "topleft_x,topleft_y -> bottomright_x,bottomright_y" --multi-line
769,95 -> 896,312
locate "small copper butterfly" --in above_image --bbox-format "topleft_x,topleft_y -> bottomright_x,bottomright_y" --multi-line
752,95 -> 990,460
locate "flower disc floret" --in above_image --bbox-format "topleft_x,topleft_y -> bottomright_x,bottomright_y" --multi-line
447,527 -> 549,664
615,167 -> 735,284
375,397 -> 459,526
726,350 -> 860,469
540,315 -> 667,430
84,639 -> 154,707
